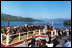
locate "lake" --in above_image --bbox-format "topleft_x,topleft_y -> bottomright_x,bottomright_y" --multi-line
1,21 -> 70,29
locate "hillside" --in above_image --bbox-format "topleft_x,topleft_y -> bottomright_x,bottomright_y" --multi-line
64,20 -> 71,26
39,18 -> 70,22
1,14 -> 41,22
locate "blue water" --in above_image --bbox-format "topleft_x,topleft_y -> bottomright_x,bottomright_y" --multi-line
1,21 -> 69,29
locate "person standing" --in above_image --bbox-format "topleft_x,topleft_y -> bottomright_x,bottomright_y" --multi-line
69,29 -> 71,35
43,25 -> 46,29
53,37 -> 59,47
9,26 -> 12,35
63,39 -> 71,47
47,24 -> 49,29
48,33 -> 51,43
31,34 -> 36,46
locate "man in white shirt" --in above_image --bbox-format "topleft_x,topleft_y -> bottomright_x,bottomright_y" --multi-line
46,42 -> 54,47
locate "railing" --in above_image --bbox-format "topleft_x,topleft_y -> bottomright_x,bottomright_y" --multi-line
1,29 -> 47,46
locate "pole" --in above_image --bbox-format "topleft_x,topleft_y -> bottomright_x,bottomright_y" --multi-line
52,20 -> 53,26
6,35 -> 9,45
6,27 -> 10,45
7,16 -> 9,27
6,16 -> 10,45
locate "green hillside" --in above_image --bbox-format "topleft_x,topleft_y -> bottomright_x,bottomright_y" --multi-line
64,20 -> 71,26
1,14 -> 41,22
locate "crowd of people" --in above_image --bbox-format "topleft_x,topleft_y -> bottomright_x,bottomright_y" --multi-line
1,24 -> 71,47
28,29 -> 71,47
1,24 -> 46,44
27,27 -> 71,47
1,24 -> 45,35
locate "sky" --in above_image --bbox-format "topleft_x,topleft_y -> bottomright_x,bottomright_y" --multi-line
1,1 -> 71,19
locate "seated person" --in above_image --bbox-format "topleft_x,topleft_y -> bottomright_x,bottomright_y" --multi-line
63,39 -> 71,47
32,42 -> 39,47
41,39 -> 46,44
39,42 -> 46,47
22,27 -> 28,32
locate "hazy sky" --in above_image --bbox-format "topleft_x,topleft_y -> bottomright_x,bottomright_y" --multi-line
1,1 -> 71,19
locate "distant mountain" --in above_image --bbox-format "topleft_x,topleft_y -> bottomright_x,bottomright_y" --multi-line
38,18 -> 70,22
1,14 -> 41,22
64,20 -> 71,26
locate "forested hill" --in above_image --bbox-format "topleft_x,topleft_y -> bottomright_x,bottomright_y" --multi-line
64,20 -> 71,26
1,14 -> 41,22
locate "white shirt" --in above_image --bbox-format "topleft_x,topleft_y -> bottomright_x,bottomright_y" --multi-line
46,43 -> 53,47
29,45 -> 32,47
